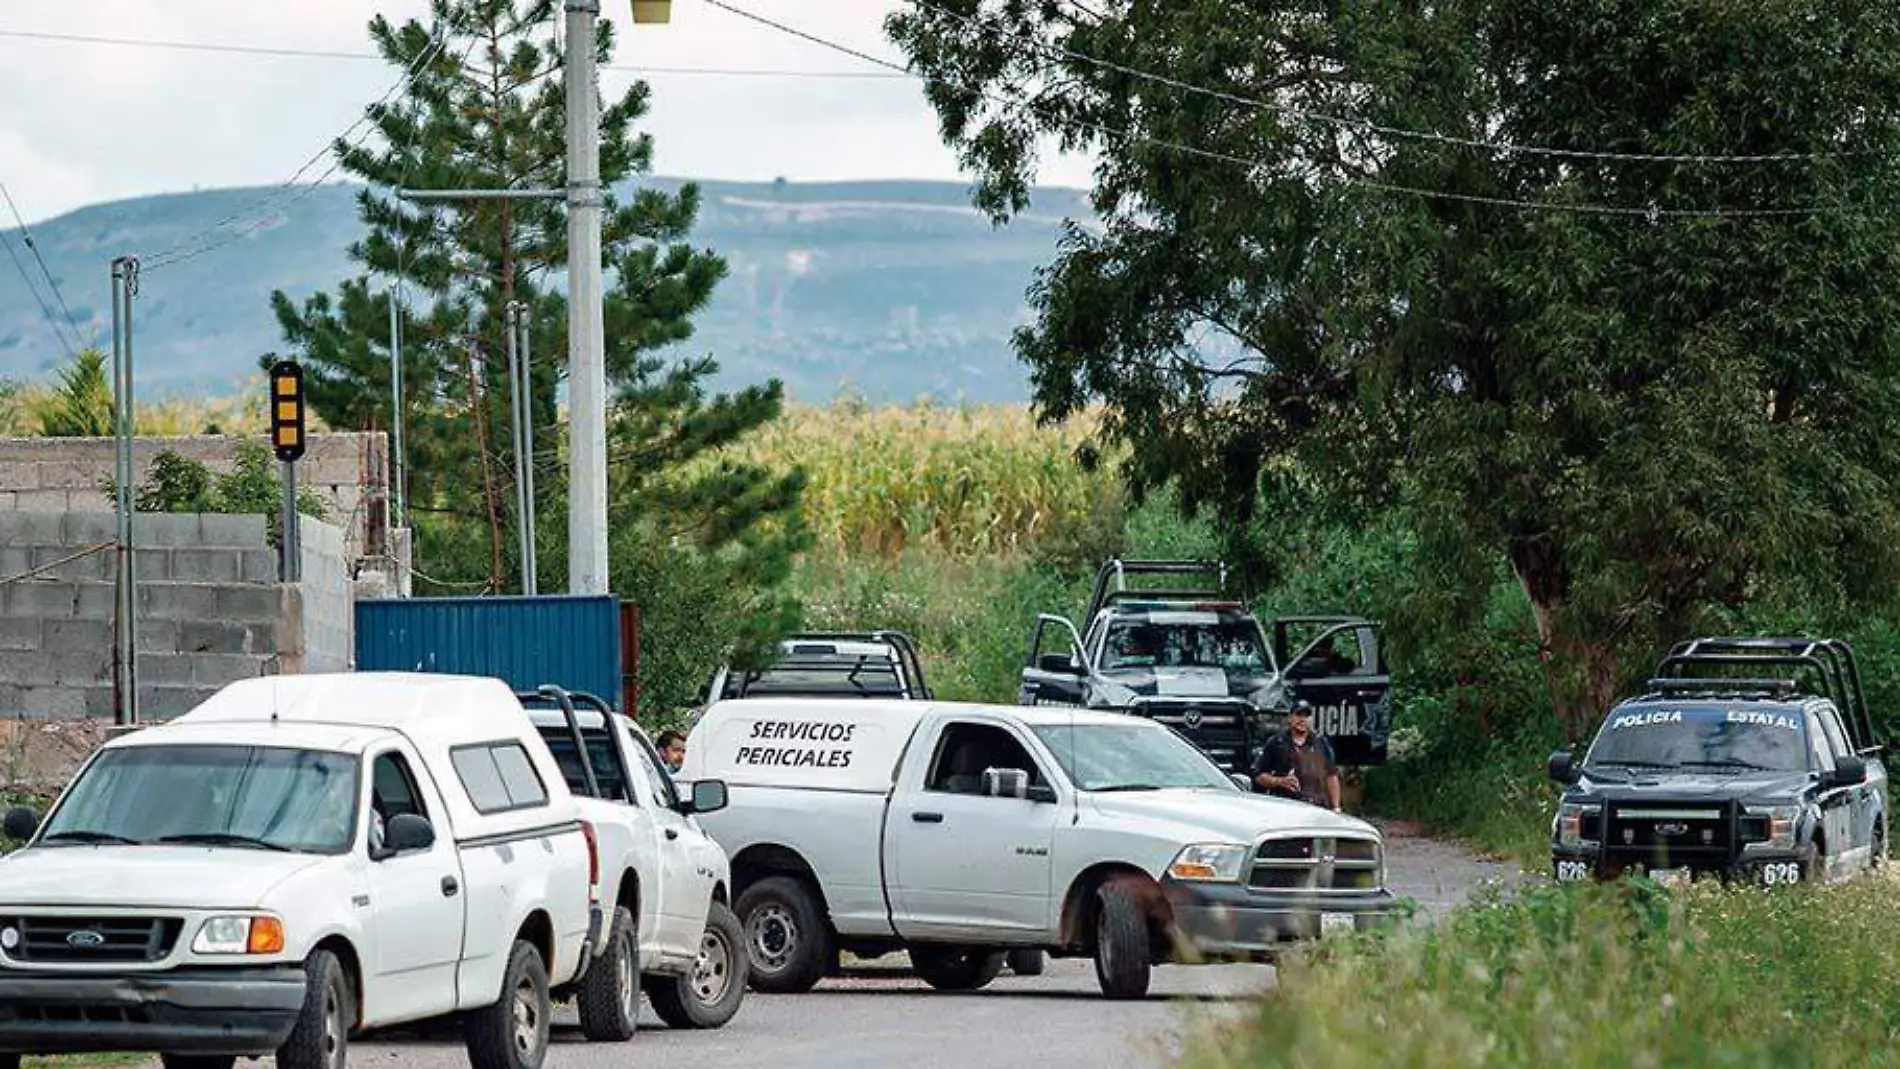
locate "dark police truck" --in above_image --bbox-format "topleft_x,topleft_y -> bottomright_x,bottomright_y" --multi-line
1547,637 -> 1888,887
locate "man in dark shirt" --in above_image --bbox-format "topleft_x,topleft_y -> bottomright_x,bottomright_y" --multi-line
1252,700 -> 1341,810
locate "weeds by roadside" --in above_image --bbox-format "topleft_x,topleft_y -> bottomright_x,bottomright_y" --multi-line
1182,872 -> 1900,1068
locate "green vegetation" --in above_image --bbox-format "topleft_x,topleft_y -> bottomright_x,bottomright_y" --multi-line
32,348 -> 112,437
1184,875 -> 1900,1067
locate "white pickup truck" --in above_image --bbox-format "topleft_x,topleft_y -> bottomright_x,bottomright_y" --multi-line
0,672 -> 599,1069
678,697 -> 1398,998
518,686 -> 748,1033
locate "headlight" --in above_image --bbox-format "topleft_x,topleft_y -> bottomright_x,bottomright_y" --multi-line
1557,803 -> 1600,846
1168,843 -> 1250,882
191,914 -> 286,956
1746,805 -> 1801,849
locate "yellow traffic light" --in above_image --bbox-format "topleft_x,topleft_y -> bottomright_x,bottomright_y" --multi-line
268,359 -> 306,463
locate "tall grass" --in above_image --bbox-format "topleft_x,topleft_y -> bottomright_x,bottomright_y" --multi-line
0,376 -> 272,437
1185,874 -> 1900,1068
719,399 -> 1125,560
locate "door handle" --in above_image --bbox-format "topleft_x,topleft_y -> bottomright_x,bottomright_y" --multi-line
441,876 -> 459,898
912,812 -> 944,824
665,828 -> 679,840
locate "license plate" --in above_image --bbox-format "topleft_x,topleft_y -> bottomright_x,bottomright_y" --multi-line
1650,868 -> 1690,887
1320,912 -> 1355,938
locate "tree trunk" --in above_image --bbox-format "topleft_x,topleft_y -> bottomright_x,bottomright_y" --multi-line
1511,537 -> 1619,743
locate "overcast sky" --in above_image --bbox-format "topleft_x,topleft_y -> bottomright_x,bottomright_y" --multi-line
0,0 -> 1096,226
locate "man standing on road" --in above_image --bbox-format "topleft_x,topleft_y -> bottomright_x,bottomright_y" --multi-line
658,730 -> 686,775
1252,700 -> 1341,810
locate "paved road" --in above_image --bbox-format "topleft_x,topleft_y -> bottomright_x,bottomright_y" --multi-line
142,824 -> 1519,1069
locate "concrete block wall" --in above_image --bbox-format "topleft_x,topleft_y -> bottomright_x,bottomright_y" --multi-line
0,511 -> 352,721
0,432 -> 390,564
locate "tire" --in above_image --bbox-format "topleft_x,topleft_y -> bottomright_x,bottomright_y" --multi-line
160,1058 -> 236,1069
909,945 -> 1006,992
649,900 -> 749,1029
465,939 -> 552,1069
576,905 -> 640,1042
1093,880 -> 1152,999
735,875 -> 833,994
275,947 -> 352,1069
1007,948 -> 1046,976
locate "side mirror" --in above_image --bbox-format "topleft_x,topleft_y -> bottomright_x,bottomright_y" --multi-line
379,813 -> 435,857
3,807 -> 40,842
984,768 -> 1030,799
1828,756 -> 1868,788
684,779 -> 729,816
1229,773 -> 1253,792
1038,653 -> 1081,675
1547,750 -> 1578,785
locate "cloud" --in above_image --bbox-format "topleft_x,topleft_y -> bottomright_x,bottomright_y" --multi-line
0,0 -> 1094,226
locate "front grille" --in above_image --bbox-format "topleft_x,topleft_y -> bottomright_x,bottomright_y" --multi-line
3,916 -> 182,964
1604,804 -> 1734,864
1248,836 -> 1382,892
0,1003 -> 155,1025
1133,700 -> 1253,773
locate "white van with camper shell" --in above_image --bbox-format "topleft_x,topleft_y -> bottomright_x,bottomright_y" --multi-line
678,697 -> 1398,999
0,672 -> 599,1069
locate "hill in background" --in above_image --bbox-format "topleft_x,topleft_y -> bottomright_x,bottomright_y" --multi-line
0,177 -> 1096,405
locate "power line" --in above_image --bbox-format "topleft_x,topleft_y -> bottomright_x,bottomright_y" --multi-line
0,226 -> 76,361
900,0 -> 1873,166
142,29 -> 458,272
0,27 -> 907,78
701,0 -> 1838,218
0,181 -> 89,353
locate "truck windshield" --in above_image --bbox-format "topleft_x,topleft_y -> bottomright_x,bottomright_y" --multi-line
1100,619 -> 1267,673
1583,706 -> 1809,774
40,745 -> 360,854
1030,723 -> 1237,792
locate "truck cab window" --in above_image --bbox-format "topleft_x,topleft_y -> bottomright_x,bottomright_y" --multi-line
1815,705 -> 1853,764
451,741 -> 550,815
1805,712 -> 1837,774
370,752 -> 429,853
926,723 -> 1046,795
627,738 -> 678,810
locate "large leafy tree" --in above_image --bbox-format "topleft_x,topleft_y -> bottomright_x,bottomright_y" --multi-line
890,0 -> 1900,736
270,0 -> 805,708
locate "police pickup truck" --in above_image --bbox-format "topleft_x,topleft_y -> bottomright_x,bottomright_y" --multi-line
1547,637 -> 1888,887
1018,560 -> 1393,774
703,632 -> 932,705
678,697 -> 1397,999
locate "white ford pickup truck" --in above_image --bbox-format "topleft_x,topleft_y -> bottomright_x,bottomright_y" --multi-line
0,673 -> 598,1069
519,686 -> 748,1033
678,698 -> 1398,998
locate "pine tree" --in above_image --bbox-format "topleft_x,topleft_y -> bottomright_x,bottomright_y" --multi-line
268,0 -> 806,706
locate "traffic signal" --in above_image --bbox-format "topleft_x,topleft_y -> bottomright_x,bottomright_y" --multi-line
270,360 -> 306,463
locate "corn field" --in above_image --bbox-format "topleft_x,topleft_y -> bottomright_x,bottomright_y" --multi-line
717,399 -> 1124,559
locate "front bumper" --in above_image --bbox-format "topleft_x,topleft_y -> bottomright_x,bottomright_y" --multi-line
0,966 -> 307,1055
1551,844 -> 1816,886
1161,878 -> 1398,962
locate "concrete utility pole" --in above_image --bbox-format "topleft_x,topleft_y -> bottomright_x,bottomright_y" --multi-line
567,0 -> 672,596
564,0 -> 610,596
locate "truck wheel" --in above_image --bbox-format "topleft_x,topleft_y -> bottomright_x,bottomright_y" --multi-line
576,905 -> 639,1041
649,900 -> 748,1029
275,947 -> 352,1069
1093,881 -> 1152,999
160,1058 -> 236,1069
735,875 -> 833,994
1007,948 -> 1046,976
466,939 -> 552,1069
910,945 -> 1006,991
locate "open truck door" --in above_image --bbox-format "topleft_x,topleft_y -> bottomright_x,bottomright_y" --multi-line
1019,614 -> 1088,707
1274,616 -> 1393,765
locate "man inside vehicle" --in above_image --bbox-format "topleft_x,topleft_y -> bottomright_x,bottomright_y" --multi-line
1251,700 -> 1342,810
